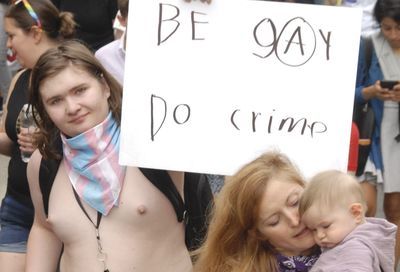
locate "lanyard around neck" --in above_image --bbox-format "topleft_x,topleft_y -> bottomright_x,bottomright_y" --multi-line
73,187 -> 109,272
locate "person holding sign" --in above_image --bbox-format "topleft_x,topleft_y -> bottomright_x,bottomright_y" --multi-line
355,0 -> 400,267
25,41 -> 202,272
193,151 -> 320,272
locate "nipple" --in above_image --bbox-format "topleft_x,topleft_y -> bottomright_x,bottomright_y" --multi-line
137,205 -> 147,215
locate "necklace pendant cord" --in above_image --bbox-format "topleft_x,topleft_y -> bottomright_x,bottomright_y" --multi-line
73,187 -> 110,272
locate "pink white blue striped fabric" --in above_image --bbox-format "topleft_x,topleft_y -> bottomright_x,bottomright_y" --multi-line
61,112 -> 126,215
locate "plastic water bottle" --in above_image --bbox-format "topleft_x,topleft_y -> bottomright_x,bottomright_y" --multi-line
18,104 -> 36,163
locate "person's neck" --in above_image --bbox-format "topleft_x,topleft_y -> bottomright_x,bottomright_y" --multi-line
31,41 -> 60,68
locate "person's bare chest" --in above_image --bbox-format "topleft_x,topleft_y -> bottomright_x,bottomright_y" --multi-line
46,164 -> 189,271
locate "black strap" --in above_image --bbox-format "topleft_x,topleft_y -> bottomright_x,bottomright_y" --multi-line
72,187 -> 102,229
139,168 -> 186,222
72,187 -> 109,272
39,137 -> 63,216
363,36 -> 373,70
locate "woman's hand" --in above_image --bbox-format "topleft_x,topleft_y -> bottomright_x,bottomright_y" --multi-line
17,127 -> 38,155
389,83 -> 400,102
362,80 -> 393,101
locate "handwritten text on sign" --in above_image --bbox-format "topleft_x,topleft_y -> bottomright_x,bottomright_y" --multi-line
120,0 -> 362,177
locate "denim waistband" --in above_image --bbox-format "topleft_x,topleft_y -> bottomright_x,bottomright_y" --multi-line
0,195 -> 34,228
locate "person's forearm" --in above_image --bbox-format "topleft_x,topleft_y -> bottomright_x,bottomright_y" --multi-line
0,132 -> 13,156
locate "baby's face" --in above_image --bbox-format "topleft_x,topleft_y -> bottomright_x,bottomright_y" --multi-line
301,205 -> 358,249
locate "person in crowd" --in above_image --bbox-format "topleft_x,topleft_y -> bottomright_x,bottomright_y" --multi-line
95,0 -> 128,85
0,0 -> 75,271
25,40 -> 203,271
193,151 -> 320,272
50,0 -> 118,51
299,170 -> 396,271
355,0 -> 400,266
0,0 -> 11,111
344,0 -> 379,37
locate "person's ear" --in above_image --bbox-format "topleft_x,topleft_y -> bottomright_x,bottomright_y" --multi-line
100,77 -> 111,99
349,203 -> 364,224
31,26 -> 43,44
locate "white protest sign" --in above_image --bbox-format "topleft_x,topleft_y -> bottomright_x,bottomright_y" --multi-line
120,0 -> 362,178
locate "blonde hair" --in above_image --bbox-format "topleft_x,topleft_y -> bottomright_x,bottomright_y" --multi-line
299,170 -> 367,217
193,151 -> 306,272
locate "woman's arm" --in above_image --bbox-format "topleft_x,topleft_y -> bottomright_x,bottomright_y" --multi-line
26,150 -> 63,272
0,69 -> 28,156
0,133 -> 13,156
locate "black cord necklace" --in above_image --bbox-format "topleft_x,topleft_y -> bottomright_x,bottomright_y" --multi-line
73,187 -> 110,272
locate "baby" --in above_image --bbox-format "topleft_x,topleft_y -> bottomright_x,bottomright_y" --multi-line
299,170 -> 397,272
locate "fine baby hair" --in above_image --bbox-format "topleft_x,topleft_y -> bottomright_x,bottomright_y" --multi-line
299,170 -> 367,217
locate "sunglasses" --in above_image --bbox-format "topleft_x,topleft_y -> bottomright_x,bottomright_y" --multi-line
14,0 -> 42,29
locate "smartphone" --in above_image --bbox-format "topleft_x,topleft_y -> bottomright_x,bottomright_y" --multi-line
380,80 -> 398,90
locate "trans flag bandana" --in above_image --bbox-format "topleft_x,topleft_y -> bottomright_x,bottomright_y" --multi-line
61,112 -> 126,215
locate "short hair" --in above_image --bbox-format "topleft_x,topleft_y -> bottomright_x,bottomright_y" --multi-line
30,40 -> 122,159
118,0 -> 129,18
6,0 -> 75,40
299,170 -> 367,217
374,0 -> 400,24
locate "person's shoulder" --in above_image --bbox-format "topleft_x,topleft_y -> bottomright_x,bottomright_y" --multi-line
95,39 -> 121,59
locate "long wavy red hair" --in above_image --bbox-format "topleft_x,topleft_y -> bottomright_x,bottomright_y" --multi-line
193,151 -> 307,272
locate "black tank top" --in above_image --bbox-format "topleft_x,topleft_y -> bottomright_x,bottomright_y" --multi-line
5,69 -> 34,212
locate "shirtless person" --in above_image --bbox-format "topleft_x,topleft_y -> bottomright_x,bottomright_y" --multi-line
26,40 -> 192,272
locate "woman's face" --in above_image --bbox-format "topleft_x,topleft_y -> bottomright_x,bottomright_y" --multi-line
381,17 -> 400,50
257,179 -> 315,256
39,65 -> 111,137
4,17 -> 36,68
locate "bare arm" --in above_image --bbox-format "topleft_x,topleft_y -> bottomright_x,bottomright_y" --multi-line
0,133 -> 13,156
26,150 -> 63,272
0,69 -> 29,156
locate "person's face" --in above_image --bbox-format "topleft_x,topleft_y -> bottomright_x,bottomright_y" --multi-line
380,17 -> 400,50
40,65 -> 111,137
4,17 -> 36,68
301,204 -> 359,249
257,179 -> 315,256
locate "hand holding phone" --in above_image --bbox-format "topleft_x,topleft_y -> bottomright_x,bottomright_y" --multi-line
380,80 -> 398,90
